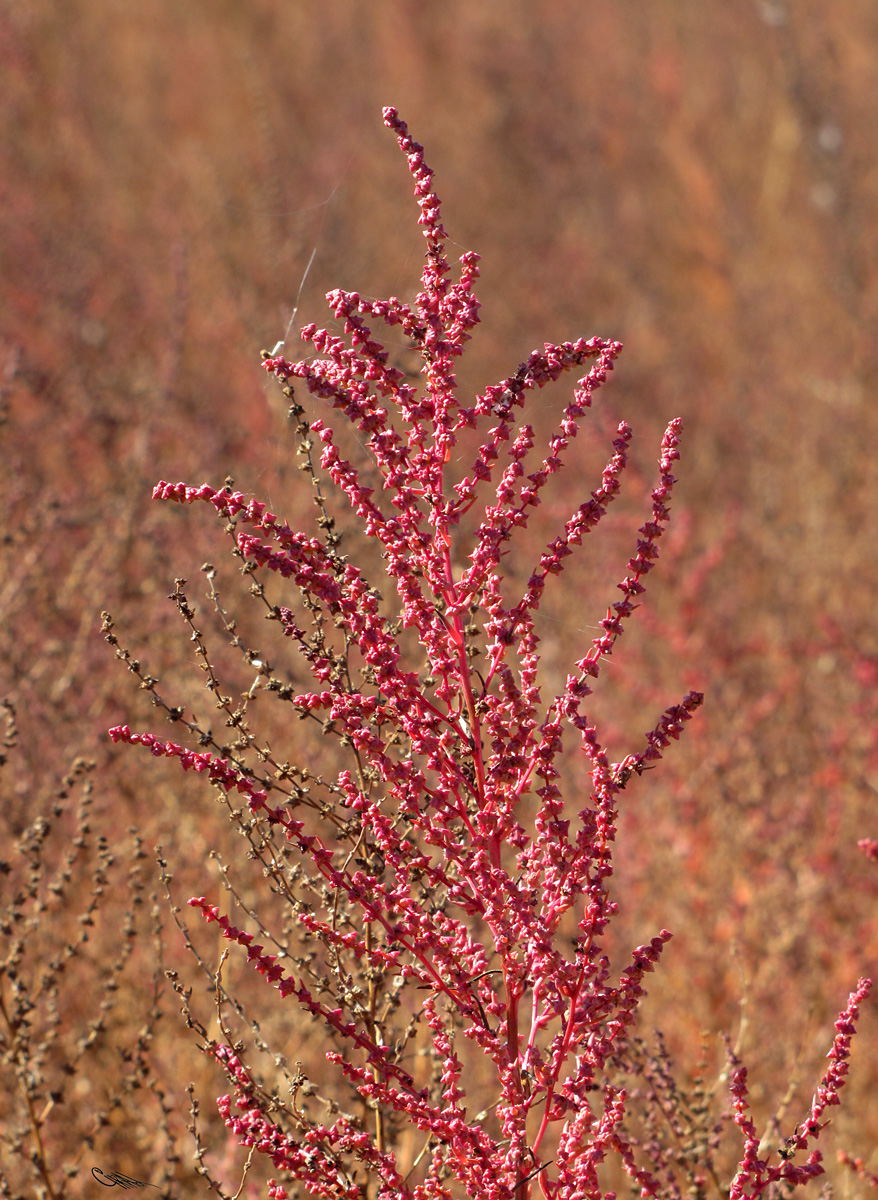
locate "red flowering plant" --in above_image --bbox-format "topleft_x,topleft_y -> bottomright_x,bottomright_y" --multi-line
108,110 -> 870,1200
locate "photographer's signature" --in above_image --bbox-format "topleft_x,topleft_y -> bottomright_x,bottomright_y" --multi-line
92,1167 -> 161,1191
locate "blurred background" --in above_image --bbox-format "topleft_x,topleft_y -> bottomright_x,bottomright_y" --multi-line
2,0 -> 878,1194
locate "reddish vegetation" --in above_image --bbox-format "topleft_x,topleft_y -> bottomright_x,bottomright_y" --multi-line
2,5 -> 877,1198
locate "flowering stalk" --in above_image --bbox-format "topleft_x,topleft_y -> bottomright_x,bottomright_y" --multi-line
110,109 -> 868,1200
727,977 -> 872,1200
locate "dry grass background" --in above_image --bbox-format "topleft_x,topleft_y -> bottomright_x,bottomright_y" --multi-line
2,2 -> 878,1196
